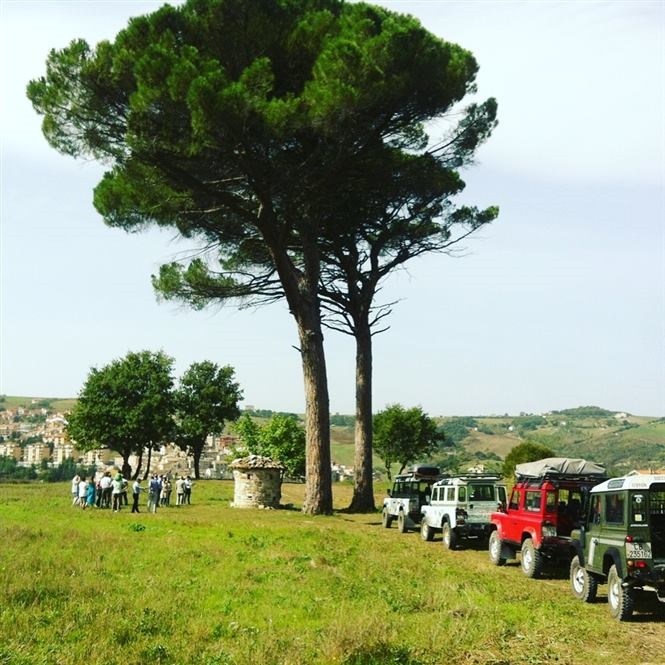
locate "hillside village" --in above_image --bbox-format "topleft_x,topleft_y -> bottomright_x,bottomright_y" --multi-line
0,399 -> 355,480
0,401 -> 231,477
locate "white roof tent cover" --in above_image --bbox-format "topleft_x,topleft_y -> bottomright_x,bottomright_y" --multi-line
515,457 -> 607,480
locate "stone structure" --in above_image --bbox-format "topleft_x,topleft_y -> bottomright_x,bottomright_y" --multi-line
230,455 -> 284,509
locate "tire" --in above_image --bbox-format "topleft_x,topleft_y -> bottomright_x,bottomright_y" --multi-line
489,530 -> 506,566
442,522 -> 458,550
381,508 -> 393,529
421,520 -> 434,542
607,564 -> 635,621
570,555 -> 598,602
397,512 -> 408,533
521,538 -> 544,578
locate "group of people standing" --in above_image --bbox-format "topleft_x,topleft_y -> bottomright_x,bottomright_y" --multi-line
71,471 -> 128,511
71,472 -> 194,513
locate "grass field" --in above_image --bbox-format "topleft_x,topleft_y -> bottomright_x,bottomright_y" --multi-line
1,480 -> 664,665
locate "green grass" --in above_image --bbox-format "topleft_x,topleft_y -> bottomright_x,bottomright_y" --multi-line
1,481 -> 664,665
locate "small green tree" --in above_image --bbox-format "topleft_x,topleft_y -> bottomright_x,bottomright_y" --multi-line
502,441 -> 556,479
174,361 -> 243,479
234,413 -> 306,479
373,404 -> 444,479
66,350 -> 175,478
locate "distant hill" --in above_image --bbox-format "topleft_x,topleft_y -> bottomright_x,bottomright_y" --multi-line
457,408 -> 665,475
2,396 -> 662,474
0,395 -> 77,413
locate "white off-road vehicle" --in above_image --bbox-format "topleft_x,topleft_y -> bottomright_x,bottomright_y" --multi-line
382,466 -> 442,533
421,473 -> 506,549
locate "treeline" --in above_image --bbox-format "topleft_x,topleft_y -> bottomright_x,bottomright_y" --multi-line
245,409 -> 302,421
0,456 -> 96,482
551,406 -> 617,418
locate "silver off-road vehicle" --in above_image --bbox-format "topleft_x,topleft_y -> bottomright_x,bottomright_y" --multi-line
382,466 -> 442,533
420,473 -> 506,549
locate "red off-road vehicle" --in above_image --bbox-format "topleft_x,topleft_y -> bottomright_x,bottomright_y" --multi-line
488,458 -> 607,577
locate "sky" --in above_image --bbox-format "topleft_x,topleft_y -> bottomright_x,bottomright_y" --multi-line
1,0 -> 664,418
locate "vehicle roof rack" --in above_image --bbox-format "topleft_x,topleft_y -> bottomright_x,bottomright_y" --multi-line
394,466 -> 444,481
436,473 -> 502,483
514,457 -> 607,483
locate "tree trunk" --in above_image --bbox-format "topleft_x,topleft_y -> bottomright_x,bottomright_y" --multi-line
143,445 -> 153,479
121,456 -> 132,479
299,311 -> 333,515
347,325 -> 375,512
193,442 -> 202,480
260,208 -> 332,515
133,448 -> 144,480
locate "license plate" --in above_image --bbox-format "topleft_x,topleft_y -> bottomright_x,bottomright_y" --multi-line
626,542 -> 652,559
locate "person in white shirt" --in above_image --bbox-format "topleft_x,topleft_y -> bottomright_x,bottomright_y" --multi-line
99,472 -> 113,508
71,474 -> 80,506
78,477 -> 88,509
176,476 -> 185,505
131,478 -> 144,513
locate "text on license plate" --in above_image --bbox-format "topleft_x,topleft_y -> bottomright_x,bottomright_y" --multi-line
626,542 -> 652,559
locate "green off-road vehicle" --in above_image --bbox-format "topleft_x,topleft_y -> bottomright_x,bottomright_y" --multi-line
569,473 -> 665,620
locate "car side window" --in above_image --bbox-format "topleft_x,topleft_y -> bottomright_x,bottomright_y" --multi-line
459,486 -> 467,502
525,491 -> 541,512
605,492 -> 625,524
589,494 -> 601,525
509,490 -> 520,511
446,487 -> 455,501
545,491 -> 557,513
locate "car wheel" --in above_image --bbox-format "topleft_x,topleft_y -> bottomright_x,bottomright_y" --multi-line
397,512 -> 408,533
570,555 -> 598,602
488,530 -> 506,566
607,564 -> 635,621
381,508 -> 393,528
521,538 -> 543,578
442,522 -> 458,550
421,520 -> 434,542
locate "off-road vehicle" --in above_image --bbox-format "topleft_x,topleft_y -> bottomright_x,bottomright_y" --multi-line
420,473 -> 506,549
489,458 -> 607,577
382,465 -> 442,533
569,473 -> 665,620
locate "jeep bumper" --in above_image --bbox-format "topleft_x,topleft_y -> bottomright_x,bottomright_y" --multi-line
538,537 -> 573,561
625,565 -> 665,590
457,523 -> 492,539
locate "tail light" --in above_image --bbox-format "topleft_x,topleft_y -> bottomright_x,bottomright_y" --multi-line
627,560 -> 648,569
